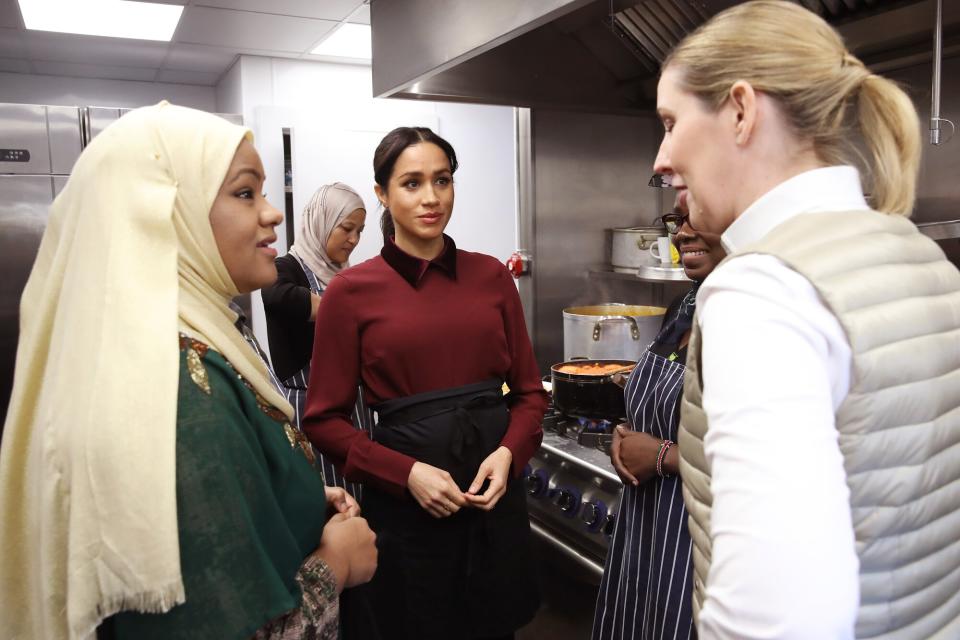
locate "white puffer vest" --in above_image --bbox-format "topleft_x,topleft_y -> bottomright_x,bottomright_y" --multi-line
679,210 -> 960,639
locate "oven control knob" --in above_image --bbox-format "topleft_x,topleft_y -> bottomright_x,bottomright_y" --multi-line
581,500 -> 608,532
525,468 -> 549,497
556,486 -> 582,517
602,513 -> 617,537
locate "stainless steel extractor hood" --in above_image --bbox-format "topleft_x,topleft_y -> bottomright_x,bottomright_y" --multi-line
371,0 -> 960,112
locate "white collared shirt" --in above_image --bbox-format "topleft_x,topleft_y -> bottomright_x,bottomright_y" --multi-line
695,166 -> 862,639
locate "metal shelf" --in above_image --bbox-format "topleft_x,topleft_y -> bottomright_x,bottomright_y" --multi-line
588,222 -> 958,285
590,265 -> 690,284
917,220 -> 960,241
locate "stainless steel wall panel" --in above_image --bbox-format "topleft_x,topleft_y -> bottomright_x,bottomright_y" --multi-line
0,175 -> 54,426
531,109 -> 662,371
46,106 -> 83,175
0,103 -> 51,174
885,56 -> 960,227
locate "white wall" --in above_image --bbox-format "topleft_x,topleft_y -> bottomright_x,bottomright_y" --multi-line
220,56 -> 520,352
214,60 -> 242,115
222,56 -> 518,264
0,71 -> 216,110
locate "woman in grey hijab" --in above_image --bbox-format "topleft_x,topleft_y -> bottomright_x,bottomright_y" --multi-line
263,182 -> 367,490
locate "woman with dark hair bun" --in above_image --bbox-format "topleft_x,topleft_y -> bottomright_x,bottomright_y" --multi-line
302,126 -> 547,640
373,126 -> 458,242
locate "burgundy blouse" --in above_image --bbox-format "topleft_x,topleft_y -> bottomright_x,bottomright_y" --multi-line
302,236 -> 547,496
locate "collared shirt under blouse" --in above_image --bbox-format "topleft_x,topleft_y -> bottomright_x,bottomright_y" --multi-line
302,235 -> 547,496
694,165 -> 863,639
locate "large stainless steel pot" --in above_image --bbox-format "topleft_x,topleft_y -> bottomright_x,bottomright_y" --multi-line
563,304 -> 665,361
610,226 -> 664,271
550,359 -> 636,420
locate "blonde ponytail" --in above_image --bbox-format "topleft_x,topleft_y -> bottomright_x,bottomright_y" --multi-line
857,74 -> 921,215
664,0 -> 920,215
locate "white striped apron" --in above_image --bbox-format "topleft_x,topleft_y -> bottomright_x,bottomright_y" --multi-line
281,254 -> 375,496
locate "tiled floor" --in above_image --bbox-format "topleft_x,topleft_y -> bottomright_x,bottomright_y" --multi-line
517,535 -> 600,639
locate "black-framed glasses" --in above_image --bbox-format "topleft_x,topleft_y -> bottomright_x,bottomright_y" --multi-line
648,173 -> 673,188
656,211 -> 693,235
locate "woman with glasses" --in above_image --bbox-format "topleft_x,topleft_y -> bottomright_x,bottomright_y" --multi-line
655,1 -> 960,638
592,189 -> 724,640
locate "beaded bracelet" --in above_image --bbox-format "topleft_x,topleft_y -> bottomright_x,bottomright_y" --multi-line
656,439 -> 675,478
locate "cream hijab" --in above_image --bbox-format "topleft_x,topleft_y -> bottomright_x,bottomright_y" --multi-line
288,182 -> 365,287
0,102 -> 293,640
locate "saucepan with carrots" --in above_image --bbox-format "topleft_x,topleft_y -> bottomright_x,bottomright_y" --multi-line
550,358 -> 637,420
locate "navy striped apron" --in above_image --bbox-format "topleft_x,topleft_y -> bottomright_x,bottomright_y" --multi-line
592,348 -> 695,640
233,303 -> 285,394
279,255 -> 375,496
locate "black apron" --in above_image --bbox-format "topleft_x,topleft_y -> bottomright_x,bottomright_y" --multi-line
360,379 -> 540,640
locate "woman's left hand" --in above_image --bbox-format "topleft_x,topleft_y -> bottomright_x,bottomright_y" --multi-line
325,486 -> 361,518
464,446 -> 513,511
612,426 -> 663,486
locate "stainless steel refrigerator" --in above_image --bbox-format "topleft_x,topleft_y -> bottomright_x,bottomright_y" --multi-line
0,103 -> 83,432
1,104 -> 245,436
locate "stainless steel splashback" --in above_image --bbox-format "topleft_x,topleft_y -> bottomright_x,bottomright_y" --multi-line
886,56 -> 960,228
518,51 -> 960,372
526,109 -> 684,372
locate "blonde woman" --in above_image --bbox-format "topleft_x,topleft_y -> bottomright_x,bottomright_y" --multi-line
0,103 -> 377,640
653,2 -> 960,638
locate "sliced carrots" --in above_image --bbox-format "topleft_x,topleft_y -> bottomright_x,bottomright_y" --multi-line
556,362 -> 635,376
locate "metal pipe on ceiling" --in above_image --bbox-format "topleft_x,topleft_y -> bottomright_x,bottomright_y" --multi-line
931,0 -> 948,145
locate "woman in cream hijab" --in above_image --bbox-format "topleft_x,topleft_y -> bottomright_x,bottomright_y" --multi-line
262,183 -> 368,491
0,102 -> 376,640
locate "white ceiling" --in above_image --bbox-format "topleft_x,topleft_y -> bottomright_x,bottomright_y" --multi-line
0,0 -> 371,86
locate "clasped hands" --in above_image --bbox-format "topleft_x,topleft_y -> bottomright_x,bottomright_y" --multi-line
407,446 -> 513,518
316,486 -> 377,593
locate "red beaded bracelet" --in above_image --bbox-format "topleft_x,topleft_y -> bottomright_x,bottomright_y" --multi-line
656,439 -> 675,478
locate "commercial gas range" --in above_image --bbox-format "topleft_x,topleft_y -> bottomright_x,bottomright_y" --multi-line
523,409 -> 623,580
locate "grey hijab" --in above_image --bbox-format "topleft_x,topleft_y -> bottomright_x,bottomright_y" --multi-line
288,182 -> 365,287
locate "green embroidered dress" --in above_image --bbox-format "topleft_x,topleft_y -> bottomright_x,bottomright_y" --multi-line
105,337 -> 337,639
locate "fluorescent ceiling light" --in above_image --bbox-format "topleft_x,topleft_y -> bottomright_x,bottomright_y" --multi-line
311,23 -> 371,59
18,0 -> 183,42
